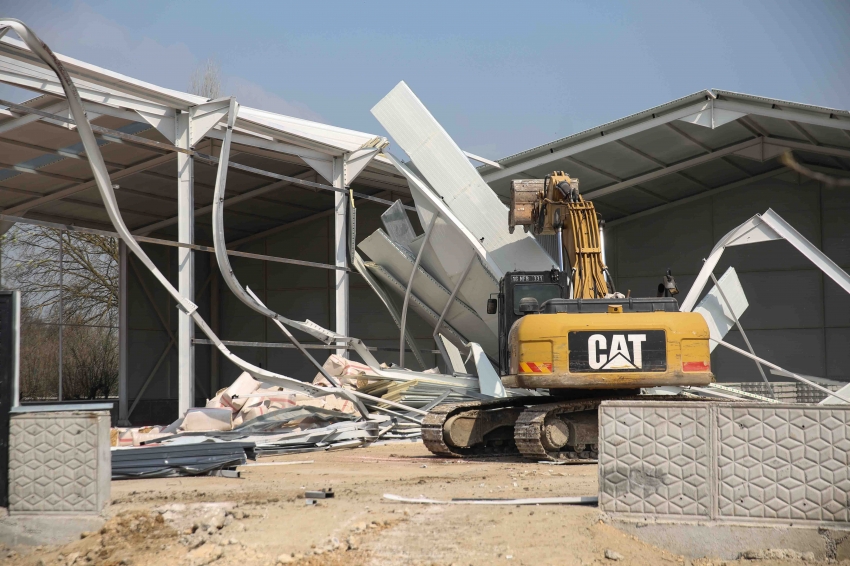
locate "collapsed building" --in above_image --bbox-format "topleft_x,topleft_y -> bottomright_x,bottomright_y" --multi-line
1,22 -> 847,426
0,21 -> 847,551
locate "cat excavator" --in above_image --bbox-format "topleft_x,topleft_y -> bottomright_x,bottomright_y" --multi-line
422,172 -> 714,461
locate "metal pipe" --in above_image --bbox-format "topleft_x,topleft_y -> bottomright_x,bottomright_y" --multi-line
556,226 -> 564,271
399,213 -> 439,368
433,253 -> 476,368
57,231 -> 63,401
709,271 -> 775,399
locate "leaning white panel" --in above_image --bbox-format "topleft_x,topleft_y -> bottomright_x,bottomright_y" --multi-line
693,267 -> 748,352
383,153 -> 501,326
372,82 -> 555,274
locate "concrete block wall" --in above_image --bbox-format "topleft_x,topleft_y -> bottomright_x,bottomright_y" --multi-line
605,172 -> 850,383
8,410 -> 111,514
599,400 -> 850,527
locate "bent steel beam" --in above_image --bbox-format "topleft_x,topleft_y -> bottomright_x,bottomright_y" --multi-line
712,338 -> 850,404
0,18 -> 349,401
682,208 -> 850,312
433,253 -> 476,367
352,251 -> 426,370
399,212 -> 438,368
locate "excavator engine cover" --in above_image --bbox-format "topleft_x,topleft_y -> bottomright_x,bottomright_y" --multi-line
502,304 -> 713,390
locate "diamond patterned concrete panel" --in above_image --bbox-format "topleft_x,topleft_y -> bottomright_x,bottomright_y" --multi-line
717,406 -> 850,524
599,401 -> 850,527
9,411 -> 110,514
599,403 -> 712,519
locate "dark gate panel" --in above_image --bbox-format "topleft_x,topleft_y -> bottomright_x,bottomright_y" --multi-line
0,291 -> 16,508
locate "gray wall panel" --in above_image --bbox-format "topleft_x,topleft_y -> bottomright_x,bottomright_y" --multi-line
825,328 -> 850,381
822,278 -> 849,329
735,270 -> 823,329
614,200 -> 713,278
712,329 -> 826,382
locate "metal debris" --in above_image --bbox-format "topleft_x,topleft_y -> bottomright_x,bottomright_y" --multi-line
304,489 -> 334,499
111,441 -> 253,479
382,493 -> 598,505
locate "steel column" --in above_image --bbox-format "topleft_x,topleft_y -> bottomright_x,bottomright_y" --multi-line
118,239 -> 129,424
332,157 -> 348,357
57,232 -> 63,401
176,111 -> 194,415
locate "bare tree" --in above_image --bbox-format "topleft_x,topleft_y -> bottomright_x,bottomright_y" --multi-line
190,58 -> 222,100
1,225 -> 118,325
1,225 -> 119,400
17,308 -> 118,400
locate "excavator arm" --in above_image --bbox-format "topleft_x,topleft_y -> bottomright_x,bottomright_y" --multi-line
509,171 -> 611,298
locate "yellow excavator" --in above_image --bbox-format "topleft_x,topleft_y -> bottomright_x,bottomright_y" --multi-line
422,172 -> 713,461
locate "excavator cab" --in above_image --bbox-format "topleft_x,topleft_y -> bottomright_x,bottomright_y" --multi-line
496,269 -> 568,376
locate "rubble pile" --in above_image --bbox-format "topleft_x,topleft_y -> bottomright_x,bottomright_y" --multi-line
110,354 -> 487,478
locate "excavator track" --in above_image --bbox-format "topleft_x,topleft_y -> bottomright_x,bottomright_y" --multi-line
421,396 -> 548,458
424,394 -> 677,461
514,398 -> 615,462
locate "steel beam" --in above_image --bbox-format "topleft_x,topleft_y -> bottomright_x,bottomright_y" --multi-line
606,167 -> 788,228
132,173 -> 319,235
225,191 -> 402,249
583,137 -> 762,200
176,111 -> 194,415
399,213 -> 439,369
332,156 -> 348,357
483,100 -> 713,183
1,152 -> 176,215
118,239 -> 129,425
0,100 -> 69,134
713,99 -> 850,132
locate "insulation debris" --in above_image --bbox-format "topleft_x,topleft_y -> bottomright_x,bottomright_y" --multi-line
111,349 -> 528,477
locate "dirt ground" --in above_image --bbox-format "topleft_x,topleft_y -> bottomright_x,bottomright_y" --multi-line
0,441 -> 841,566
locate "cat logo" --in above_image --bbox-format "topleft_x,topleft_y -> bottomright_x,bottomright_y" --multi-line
568,330 -> 667,373
588,334 -> 645,370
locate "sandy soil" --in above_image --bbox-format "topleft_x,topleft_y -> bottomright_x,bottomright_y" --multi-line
0,441 -> 839,566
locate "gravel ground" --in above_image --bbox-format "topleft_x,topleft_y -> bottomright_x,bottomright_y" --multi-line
0,441 -> 843,566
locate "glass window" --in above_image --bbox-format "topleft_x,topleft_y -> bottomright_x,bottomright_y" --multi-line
513,284 -> 561,315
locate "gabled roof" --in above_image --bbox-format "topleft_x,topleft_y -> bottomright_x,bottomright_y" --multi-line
0,35 -> 380,154
481,89 -> 850,222
0,35 -> 409,241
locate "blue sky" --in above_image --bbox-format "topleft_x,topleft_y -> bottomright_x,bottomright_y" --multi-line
3,0 -> 849,159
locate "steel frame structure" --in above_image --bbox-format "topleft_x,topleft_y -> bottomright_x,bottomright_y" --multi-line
681,208 -> 850,404
0,19 -> 422,421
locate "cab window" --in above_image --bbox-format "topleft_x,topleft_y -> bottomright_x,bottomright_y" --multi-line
513,284 -> 561,315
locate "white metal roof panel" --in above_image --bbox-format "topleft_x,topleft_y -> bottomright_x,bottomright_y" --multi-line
372,81 -> 554,274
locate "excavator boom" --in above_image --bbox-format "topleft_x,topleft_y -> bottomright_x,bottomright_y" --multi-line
509,172 -> 610,298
